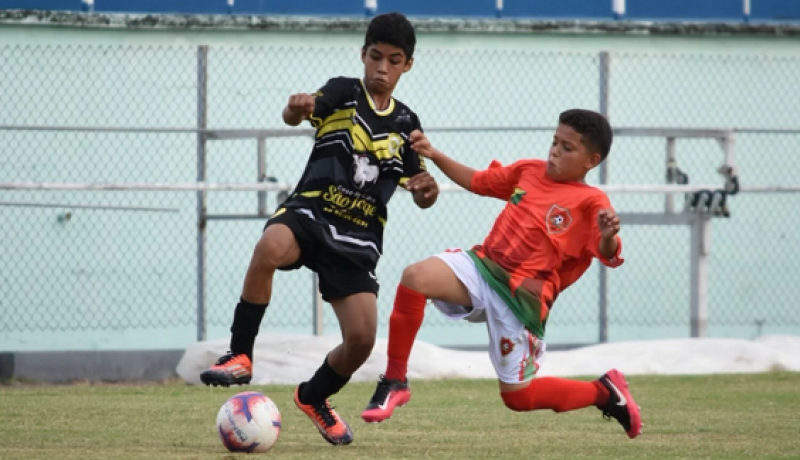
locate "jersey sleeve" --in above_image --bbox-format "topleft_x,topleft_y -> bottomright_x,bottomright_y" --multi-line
399,112 -> 427,187
586,193 -> 624,268
308,77 -> 352,128
470,159 -> 527,200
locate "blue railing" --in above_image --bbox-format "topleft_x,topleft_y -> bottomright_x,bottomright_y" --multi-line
0,0 -> 798,22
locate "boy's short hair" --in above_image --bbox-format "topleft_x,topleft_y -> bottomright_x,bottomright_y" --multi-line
558,109 -> 613,161
364,12 -> 416,60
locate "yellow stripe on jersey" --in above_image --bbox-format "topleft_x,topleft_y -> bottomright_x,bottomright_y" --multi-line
315,108 -> 357,138
321,108 -> 357,126
352,126 -> 404,161
315,108 -> 405,161
300,191 -> 322,198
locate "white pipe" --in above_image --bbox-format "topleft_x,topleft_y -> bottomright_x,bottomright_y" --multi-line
0,201 -> 179,213
613,0 -> 626,17
1,182 -> 796,194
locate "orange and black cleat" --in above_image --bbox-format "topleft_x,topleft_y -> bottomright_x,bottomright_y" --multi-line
294,387 -> 353,446
200,352 -> 253,387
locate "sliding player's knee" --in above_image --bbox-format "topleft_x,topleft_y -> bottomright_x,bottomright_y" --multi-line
500,389 -> 529,412
400,258 -> 469,307
399,262 -> 431,294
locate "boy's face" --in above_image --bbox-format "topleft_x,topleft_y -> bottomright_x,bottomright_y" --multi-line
546,124 -> 601,182
361,43 -> 413,95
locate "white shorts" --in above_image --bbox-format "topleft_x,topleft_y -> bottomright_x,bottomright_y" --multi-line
431,249 -> 546,384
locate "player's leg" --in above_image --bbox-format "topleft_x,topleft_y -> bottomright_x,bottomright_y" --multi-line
293,261 -> 379,445
327,292 -> 379,375
362,250 -> 473,423
200,211 -> 304,387
486,294 -> 642,438
387,254 -> 472,378
499,371 -> 642,439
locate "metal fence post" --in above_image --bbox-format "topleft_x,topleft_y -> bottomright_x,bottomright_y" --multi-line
196,45 -> 209,342
666,137 -> 677,213
257,136 -> 267,216
690,214 -> 711,337
598,51 -> 611,343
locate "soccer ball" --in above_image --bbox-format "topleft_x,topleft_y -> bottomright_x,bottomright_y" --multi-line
216,391 -> 282,453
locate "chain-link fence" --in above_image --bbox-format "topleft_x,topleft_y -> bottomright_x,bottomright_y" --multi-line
2,43 -> 799,351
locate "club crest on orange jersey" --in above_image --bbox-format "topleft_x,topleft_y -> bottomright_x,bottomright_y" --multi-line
500,337 -> 514,357
546,204 -> 573,234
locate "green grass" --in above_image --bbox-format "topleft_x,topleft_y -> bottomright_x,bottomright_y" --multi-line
1,373 -> 799,460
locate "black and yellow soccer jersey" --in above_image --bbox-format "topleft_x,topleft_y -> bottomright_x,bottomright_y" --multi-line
278,76 -> 427,270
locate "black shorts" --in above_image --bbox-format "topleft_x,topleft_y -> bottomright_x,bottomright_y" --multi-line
264,208 -> 379,302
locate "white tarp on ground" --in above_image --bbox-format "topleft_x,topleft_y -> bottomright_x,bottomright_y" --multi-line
176,334 -> 800,385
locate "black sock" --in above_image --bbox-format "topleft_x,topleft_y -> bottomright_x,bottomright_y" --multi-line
229,297 -> 268,360
299,356 -> 351,404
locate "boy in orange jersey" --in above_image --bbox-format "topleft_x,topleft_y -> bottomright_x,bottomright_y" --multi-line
361,109 -> 642,439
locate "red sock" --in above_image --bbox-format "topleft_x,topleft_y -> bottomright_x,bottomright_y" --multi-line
384,284 -> 427,381
500,377 -> 610,412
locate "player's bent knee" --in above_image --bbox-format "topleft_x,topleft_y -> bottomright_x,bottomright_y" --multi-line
399,260 -> 441,295
400,257 -> 470,306
343,330 -> 376,356
500,388 -> 529,412
499,381 -> 534,412
399,263 -> 426,292
251,238 -> 282,271
252,225 -> 299,270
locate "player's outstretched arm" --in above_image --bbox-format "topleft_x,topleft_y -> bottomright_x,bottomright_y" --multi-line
409,130 -> 476,192
597,208 -> 621,259
282,93 -> 316,126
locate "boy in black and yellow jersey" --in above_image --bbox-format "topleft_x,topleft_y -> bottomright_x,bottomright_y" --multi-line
200,12 -> 439,446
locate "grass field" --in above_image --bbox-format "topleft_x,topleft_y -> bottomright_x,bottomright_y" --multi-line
1,373 -> 799,460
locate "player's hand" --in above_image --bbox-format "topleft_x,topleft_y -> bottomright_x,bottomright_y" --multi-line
597,208 -> 621,239
409,130 -> 441,160
286,93 -> 316,118
406,171 -> 439,199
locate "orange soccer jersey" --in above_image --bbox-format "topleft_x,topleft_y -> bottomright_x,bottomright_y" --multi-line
466,158 -> 623,337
